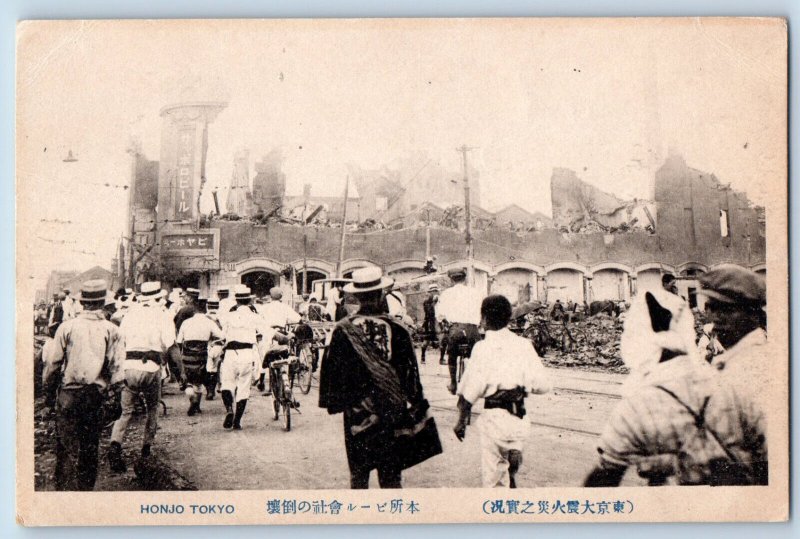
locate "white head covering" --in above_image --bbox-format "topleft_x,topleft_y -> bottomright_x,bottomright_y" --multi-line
620,287 -> 702,389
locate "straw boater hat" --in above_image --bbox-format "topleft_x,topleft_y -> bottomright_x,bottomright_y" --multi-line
217,285 -> 230,296
344,267 -> 394,294
139,281 -> 164,302
207,296 -> 220,310
186,287 -> 200,298
233,284 -> 254,300
76,279 -> 108,303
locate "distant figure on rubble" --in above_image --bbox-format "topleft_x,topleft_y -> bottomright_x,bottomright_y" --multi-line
662,273 -> 679,296
48,292 -> 65,337
584,287 -> 766,487
549,299 -> 566,322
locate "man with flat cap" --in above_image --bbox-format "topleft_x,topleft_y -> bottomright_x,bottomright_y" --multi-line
699,265 -> 768,401
436,267 -> 485,394
42,279 -> 125,490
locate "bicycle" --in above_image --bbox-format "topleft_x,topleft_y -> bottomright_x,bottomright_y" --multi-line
283,322 -> 326,395
264,346 -> 300,432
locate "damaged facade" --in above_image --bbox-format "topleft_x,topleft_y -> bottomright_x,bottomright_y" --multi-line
551,168 -> 656,234
123,100 -> 765,316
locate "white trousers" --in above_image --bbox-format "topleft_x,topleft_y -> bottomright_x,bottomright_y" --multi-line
220,349 -> 254,402
479,420 -> 525,488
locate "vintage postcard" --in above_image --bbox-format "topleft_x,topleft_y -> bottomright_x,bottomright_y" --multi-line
15,18 -> 788,525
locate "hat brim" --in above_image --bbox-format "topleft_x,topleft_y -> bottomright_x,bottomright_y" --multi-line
343,276 -> 394,294
76,293 -> 106,303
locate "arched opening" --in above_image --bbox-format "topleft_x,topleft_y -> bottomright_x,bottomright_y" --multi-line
545,268 -> 585,304
241,270 -> 278,299
492,268 -> 537,305
591,269 -> 629,302
635,269 -> 663,296
295,270 -> 326,296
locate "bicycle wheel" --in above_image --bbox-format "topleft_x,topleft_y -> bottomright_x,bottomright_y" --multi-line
272,395 -> 280,421
282,401 -> 291,431
296,345 -> 313,395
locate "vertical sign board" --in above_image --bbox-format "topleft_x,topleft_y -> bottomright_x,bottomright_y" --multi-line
176,126 -> 196,220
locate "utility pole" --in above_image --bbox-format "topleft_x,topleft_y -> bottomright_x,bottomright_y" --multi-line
126,139 -> 140,288
302,184 -> 310,295
457,145 -> 475,286
336,176 -> 350,277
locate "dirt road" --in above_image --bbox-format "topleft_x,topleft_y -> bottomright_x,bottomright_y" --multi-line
141,356 -> 644,490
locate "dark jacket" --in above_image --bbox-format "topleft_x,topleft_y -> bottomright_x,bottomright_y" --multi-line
319,314 -> 424,472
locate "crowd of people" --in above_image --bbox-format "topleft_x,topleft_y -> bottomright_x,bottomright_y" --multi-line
38,261 -> 769,492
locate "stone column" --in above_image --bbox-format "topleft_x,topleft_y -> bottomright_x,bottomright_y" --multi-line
158,102 -> 228,225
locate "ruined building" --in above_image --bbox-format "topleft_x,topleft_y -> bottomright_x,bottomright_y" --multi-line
251,150 -> 286,215
225,149 -> 251,216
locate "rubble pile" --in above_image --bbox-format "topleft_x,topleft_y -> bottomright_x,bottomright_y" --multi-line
558,217 -> 655,235
542,314 -> 628,374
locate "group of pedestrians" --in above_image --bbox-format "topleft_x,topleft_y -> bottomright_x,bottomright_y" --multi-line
41,279 -> 307,489
39,262 -> 769,492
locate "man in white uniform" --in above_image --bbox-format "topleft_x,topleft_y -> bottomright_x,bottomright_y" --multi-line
219,285 -> 263,430
109,281 -> 178,473
255,287 -> 301,393
436,268 -> 485,394
204,297 -> 224,400
454,295 -> 551,488
218,286 -> 236,316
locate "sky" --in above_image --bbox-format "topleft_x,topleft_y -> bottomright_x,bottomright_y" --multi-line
16,18 -> 786,291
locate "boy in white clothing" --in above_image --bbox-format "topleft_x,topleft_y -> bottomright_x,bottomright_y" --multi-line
454,294 -> 551,488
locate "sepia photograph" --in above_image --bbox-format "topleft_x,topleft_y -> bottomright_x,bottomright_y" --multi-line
15,17 -> 788,525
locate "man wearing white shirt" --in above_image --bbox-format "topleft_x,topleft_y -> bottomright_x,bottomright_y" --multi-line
61,289 -> 77,320
455,295 -> 551,488
219,285 -> 263,430
436,268 -> 484,394
109,281 -> 177,473
255,287 -> 301,393
218,286 -> 236,316
176,307 -> 224,416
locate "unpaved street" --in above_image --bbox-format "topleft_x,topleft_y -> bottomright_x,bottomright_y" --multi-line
140,355 -> 644,489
